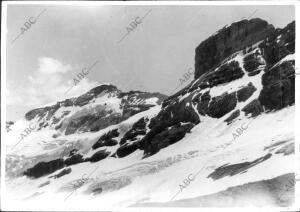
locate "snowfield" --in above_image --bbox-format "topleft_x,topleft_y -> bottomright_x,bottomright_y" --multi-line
4,104 -> 295,210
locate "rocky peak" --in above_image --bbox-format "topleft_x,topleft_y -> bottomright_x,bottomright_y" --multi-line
194,18 -> 275,79
25,84 -> 119,121
87,84 -> 119,96
23,84 -> 167,136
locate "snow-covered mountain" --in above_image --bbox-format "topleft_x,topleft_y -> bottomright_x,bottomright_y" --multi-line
24,84 -> 166,136
4,18 -> 296,210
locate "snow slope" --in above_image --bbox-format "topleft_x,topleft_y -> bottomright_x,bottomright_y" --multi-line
4,105 -> 295,210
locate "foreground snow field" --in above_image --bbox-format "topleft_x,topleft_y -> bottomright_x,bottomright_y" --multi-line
4,105 -> 295,210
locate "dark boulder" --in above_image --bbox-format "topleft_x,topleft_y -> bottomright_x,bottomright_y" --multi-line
92,187 -> 103,195
87,150 -> 110,163
119,117 -> 148,145
38,181 -> 50,188
149,92 -> 200,130
92,129 -> 119,149
243,52 -> 264,73
142,122 -> 195,157
120,129 -> 146,145
54,122 -> 63,130
258,61 -> 295,111
23,159 -> 65,179
69,149 -> 78,157
142,92 -> 199,155
242,99 -> 264,117
140,120 -> 172,149
93,138 -> 118,149
116,142 -> 139,158
237,82 -> 257,102
208,153 -> 272,180
49,168 -> 72,179
196,91 -> 211,116
100,129 -> 119,140
197,61 -> 244,90
207,91 -> 237,118
224,110 -> 240,125
64,154 -> 84,166
259,21 -> 295,66
132,117 -> 148,129
248,69 -> 263,77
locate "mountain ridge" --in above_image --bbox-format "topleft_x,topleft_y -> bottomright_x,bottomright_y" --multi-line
23,84 -> 167,136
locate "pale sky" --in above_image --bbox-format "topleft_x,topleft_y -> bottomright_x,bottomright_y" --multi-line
5,5 -> 295,121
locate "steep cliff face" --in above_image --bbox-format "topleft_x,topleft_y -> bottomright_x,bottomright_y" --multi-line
194,18 -> 275,79
138,19 -> 294,156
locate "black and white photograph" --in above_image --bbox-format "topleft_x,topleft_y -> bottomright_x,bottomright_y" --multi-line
1,1 -> 300,211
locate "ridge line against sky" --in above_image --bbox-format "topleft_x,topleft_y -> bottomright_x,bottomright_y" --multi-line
5,5 -> 295,121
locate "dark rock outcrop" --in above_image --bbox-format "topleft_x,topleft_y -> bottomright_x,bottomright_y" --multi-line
207,91 -> 237,118
201,61 -> 245,89
38,181 -> 50,188
195,18 -> 275,79
64,154 -> 84,166
242,99 -> 264,117
258,61 -> 295,111
141,122 -> 195,157
87,150 -> 110,163
259,21 -> 295,66
116,142 -> 139,158
49,168 -> 72,179
6,121 -> 14,132
237,82 -> 257,102
93,138 -> 118,149
191,61 -> 244,91
224,110 -> 240,125
24,159 -> 65,179
208,153 -> 272,180
196,91 -> 211,116
243,52 -> 264,73
150,92 -> 200,130
138,90 -> 199,156
92,129 -> 119,149
120,117 -> 148,145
